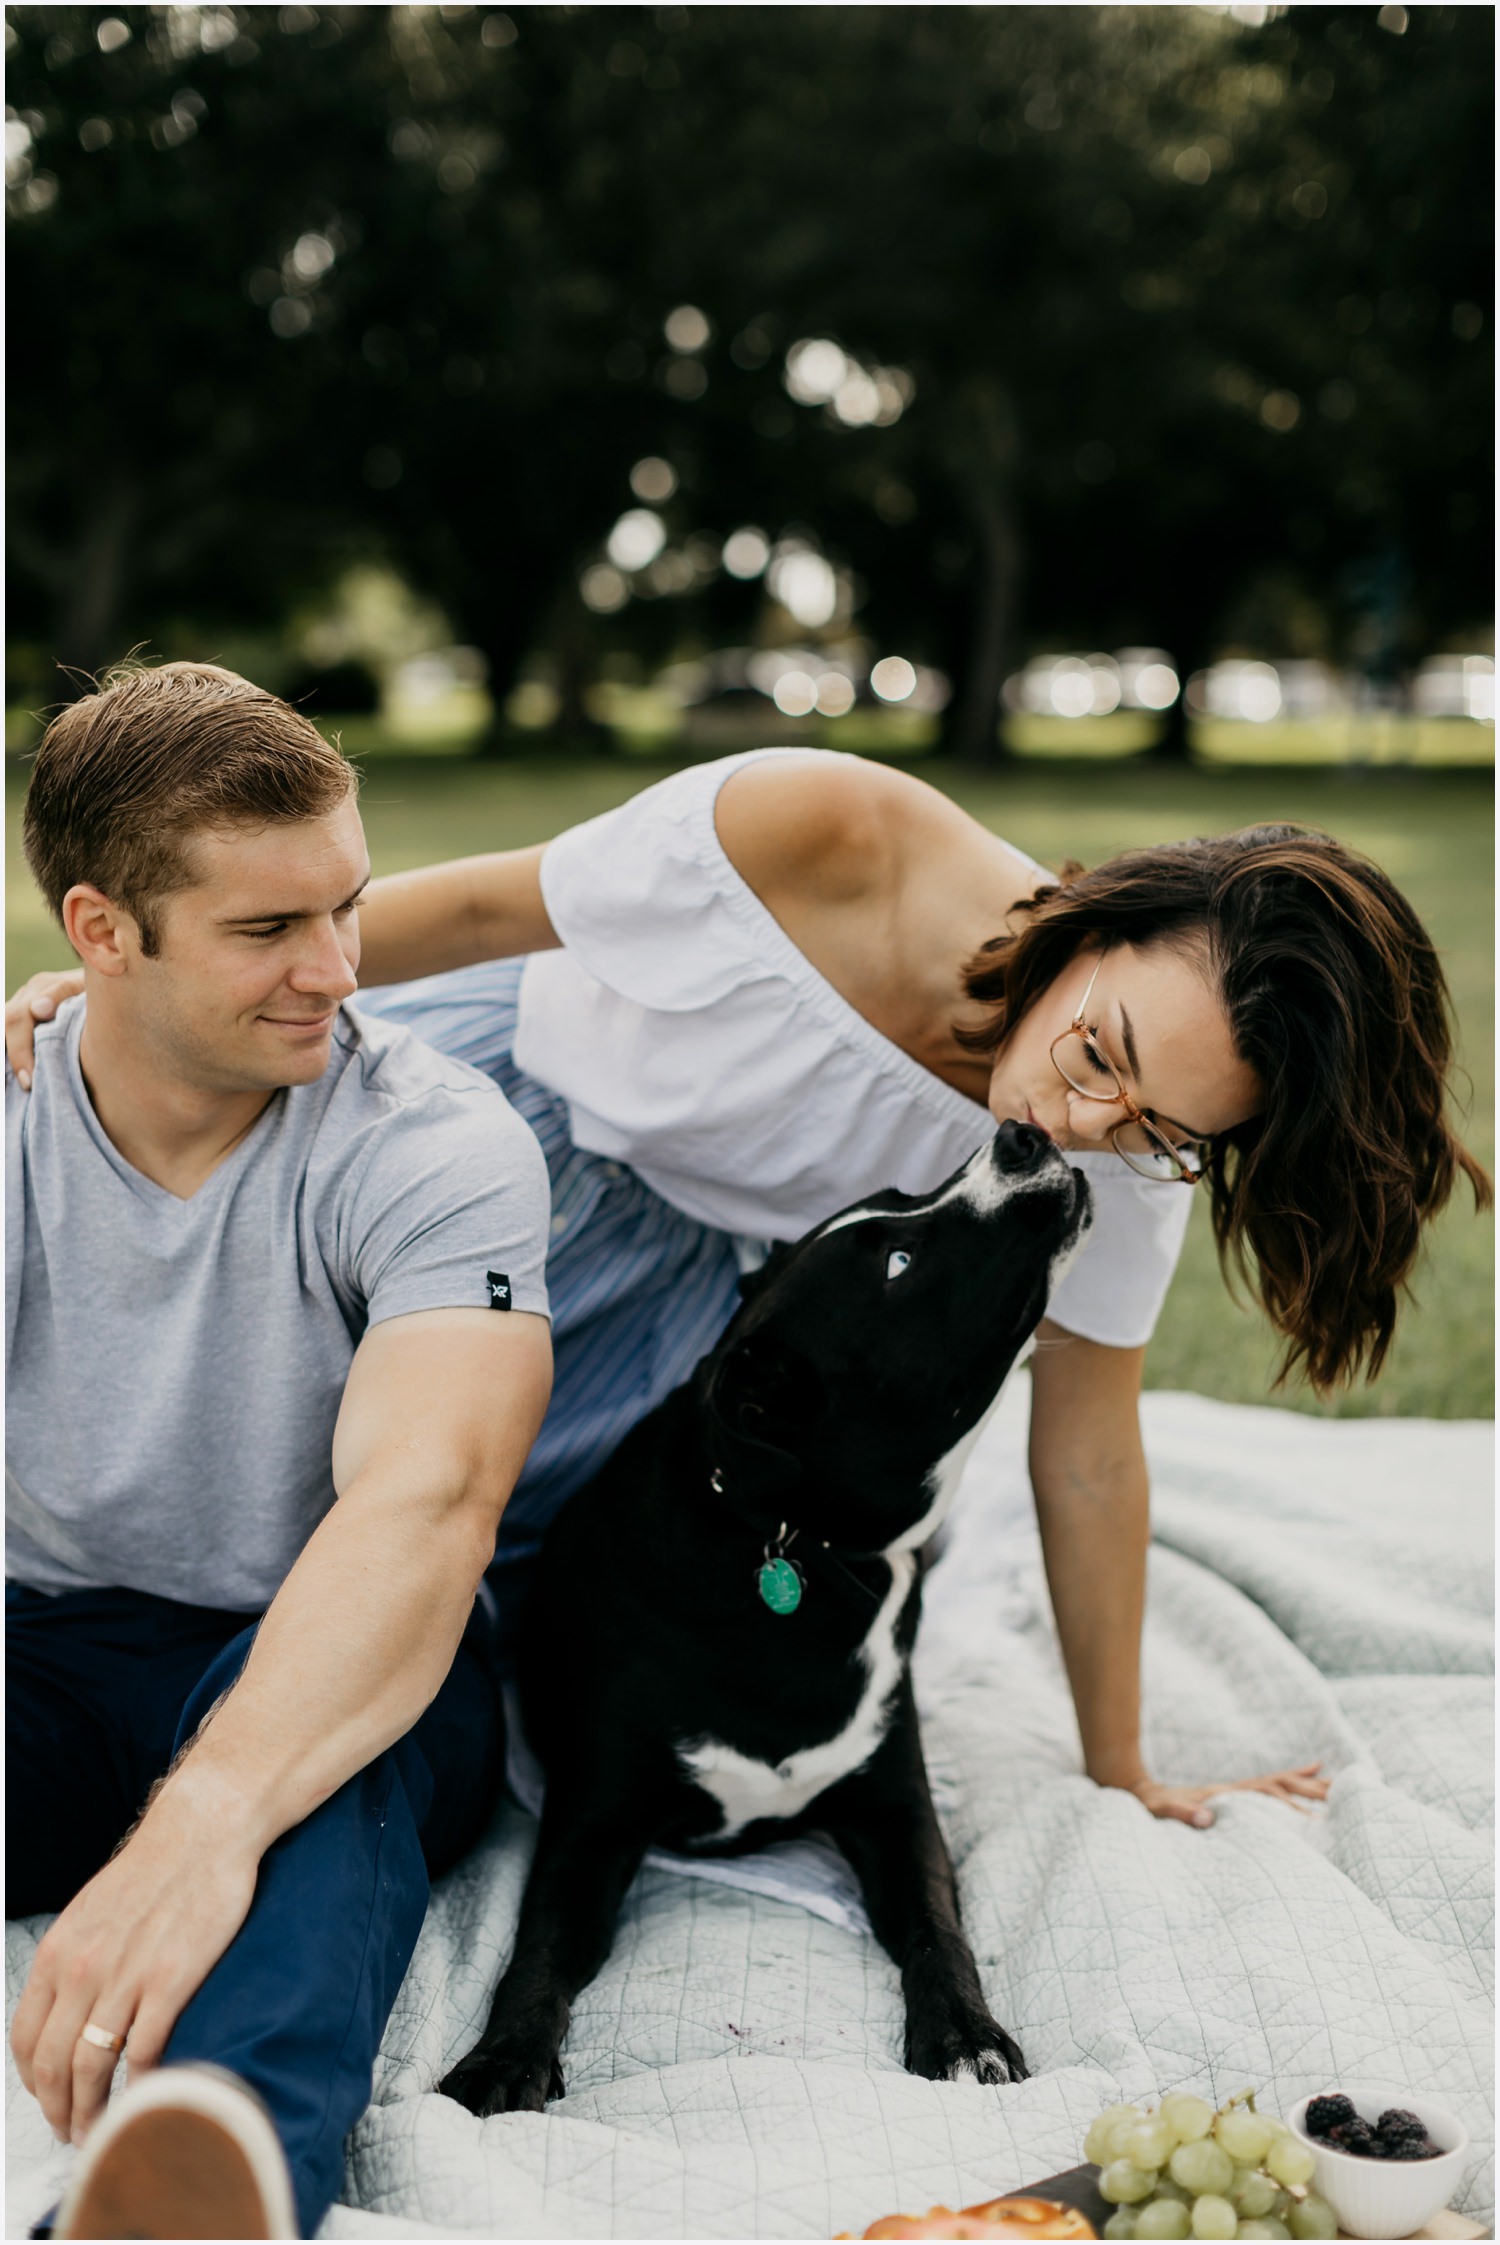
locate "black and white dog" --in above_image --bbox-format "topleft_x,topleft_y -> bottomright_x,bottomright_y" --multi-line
441,1119 -> 1090,2116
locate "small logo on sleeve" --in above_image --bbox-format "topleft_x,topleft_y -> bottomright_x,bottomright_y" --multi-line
486,1272 -> 512,1311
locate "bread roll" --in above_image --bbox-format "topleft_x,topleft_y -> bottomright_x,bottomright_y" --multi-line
850,2195 -> 1096,2239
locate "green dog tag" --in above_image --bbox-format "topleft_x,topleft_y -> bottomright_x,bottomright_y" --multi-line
757,1556 -> 804,1615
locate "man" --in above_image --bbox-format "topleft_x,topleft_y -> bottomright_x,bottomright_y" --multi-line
7,663 -> 554,2237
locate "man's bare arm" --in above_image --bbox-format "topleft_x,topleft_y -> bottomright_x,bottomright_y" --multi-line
171,1307 -> 550,1839
10,1306 -> 552,2144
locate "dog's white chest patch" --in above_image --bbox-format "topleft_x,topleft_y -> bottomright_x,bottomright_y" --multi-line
677,1552 -> 916,1842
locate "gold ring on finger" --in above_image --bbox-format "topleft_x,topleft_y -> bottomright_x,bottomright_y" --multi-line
78,2023 -> 126,2054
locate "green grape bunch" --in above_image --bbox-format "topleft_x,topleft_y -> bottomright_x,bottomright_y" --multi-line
1084,2086 -> 1336,2242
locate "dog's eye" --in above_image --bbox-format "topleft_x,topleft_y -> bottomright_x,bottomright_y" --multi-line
885,1250 -> 912,1281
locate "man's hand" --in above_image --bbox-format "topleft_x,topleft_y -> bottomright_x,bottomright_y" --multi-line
9,1775 -> 259,2144
5,968 -> 83,1087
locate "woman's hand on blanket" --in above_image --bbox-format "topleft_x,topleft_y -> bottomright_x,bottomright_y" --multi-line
5,967 -> 83,1087
1128,1762 -> 1330,1828
8,1780 -> 259,2146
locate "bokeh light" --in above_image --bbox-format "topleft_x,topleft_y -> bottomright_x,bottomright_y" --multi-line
722,527 -> 771,579
1134,664 -> 1179,710
664,304 -> 711,353
1414,655 -> 1495,721
767,547 -> 839,629
815,672 -> 856,717
662,359 -> 708,400
1116,650 -> 1181,709
645,550 -> 695,595
772,671 -> 818,717
832,368 -> 881,427
1187,659 -> 1285,721
784,339 -> 913,426
290,232 -> 336,283
784,339 -> 848,405
629,457 -> 677,503
580,564 -> 629,614
1048,659 -> 1097,719
605,509 -> 667,572
1004,650 -> 1181,717
870,656 -> 917,703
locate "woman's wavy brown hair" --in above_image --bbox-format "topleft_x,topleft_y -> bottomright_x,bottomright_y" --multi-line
958,826 -> 1491,1391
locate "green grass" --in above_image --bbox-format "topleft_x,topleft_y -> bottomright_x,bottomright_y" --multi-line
7,754 -> 1492,1418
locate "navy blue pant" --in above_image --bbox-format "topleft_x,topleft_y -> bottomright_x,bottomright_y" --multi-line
6,1582 -> 507,2237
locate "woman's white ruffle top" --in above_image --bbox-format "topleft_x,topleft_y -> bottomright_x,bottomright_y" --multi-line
514,749 -> 1193,1348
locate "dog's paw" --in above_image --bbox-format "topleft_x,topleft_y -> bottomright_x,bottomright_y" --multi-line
905,2012 -> 1029,2087
944,2042 -> 1026,2087
438,2040 -> 566,2117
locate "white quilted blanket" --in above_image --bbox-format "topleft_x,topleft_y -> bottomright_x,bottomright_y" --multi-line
7,1385 -> 1493,2239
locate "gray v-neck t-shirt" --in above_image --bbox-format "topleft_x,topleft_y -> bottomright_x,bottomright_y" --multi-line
5,998 -> 551,1610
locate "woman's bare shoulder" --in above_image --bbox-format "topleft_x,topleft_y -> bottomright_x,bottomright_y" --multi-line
714,752 -> 984,908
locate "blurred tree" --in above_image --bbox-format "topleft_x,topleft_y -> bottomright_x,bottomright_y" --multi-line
7,6 -> 400,691
6,3 -> 1492,757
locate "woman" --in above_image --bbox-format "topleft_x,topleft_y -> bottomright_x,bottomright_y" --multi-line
10,746 -> 1488,1829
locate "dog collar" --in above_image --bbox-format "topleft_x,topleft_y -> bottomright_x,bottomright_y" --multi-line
710,1466 -> 877,1619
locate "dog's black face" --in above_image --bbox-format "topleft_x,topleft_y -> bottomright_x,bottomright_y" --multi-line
704,1120 -> 1092,1554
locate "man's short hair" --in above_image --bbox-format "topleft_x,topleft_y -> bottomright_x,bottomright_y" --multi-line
23,661 -> 359,957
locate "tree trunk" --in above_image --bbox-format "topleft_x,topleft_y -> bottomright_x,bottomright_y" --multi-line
464,576 -> 612,757
1143,638 -> 1201,764
53,474 -> 138,687
935,376 -> 1023,766
450,581 -> 552,758
945,488 -> 1021,766
543,584 -> 612,753
1149,690 -> 1192,762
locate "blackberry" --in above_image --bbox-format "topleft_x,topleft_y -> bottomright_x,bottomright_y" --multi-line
1387,2138 -> 1440,2162
1305,2094 -> 1357,2137
1376,2108 -> 1429,2148
1326,2118 -> 1378,2156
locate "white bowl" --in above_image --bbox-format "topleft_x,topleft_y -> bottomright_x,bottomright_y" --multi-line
1287,2088 -> 1469,2240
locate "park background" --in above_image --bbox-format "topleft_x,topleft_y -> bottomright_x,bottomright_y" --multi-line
5,1 -> 1493,1416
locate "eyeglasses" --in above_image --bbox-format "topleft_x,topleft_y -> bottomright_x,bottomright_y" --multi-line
1049,957 -> 1207,1185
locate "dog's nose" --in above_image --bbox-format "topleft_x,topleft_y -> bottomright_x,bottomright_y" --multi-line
993,1120 -> 1051,1173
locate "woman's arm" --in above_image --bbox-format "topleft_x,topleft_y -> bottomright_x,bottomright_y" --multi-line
1028,1322 -> 1157,1798
4,846 -> 562,1078
1027,1318 -> 1329,1828
352,845 -> 560,986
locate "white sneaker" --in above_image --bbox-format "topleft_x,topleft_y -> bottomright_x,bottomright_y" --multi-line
54,2063 -> 297,2240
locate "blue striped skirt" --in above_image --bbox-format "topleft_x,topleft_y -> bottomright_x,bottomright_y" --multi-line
357,962 -> 744,1655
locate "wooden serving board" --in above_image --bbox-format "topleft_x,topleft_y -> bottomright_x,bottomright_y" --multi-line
1018,2164 -> 1489,2240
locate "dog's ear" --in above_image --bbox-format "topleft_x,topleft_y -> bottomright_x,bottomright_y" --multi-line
706,1330 -> 824,1500
714,1329 -> 825,1440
